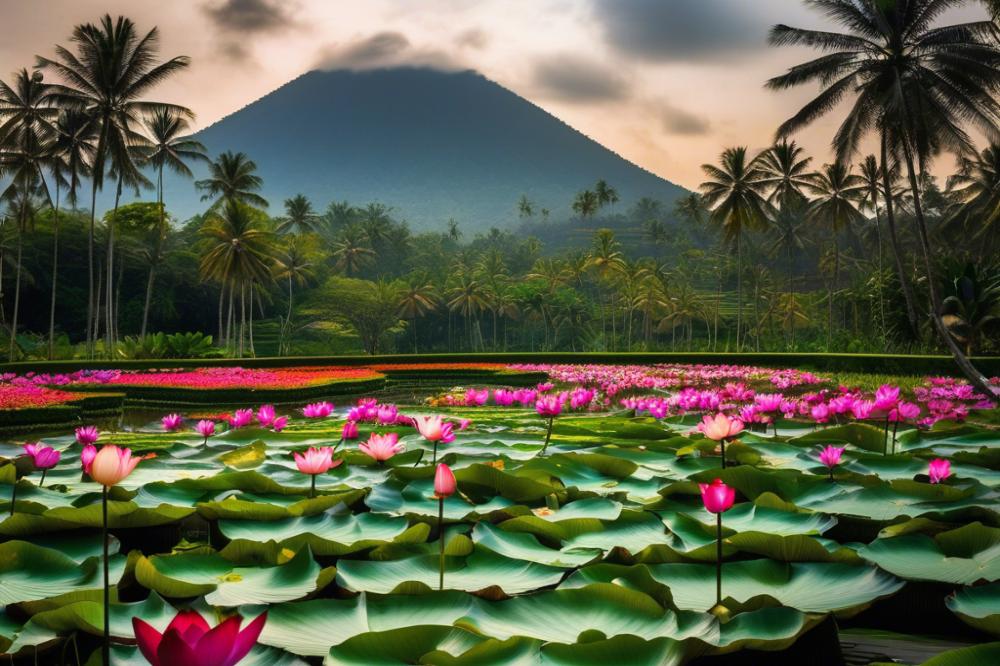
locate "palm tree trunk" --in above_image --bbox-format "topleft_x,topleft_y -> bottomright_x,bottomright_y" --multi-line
8,215 -> 23,362
248,284 -> 255,357
880,132 -> 920,338
787,242 -> 794,350
93,259 -> 103,346
239,281 -> 246,358
114,254 -> 124,344
87,184 -> 97,357
141,165 -> 165,339
48,182 -> 61,360
735,234 -> 743,352
217,285 -> 225,347
897,126 -> 995,397
105,177 -> 122,357
871,191 -> 887,348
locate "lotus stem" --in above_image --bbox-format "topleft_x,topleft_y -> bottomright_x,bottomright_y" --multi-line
432,441 -> 438,465
9,481 -> 15,516
102,486 -> 110,666
310,474 -> 316,499
438,496 -> 445,591
891,421 -> 900,455
39,470 -> 46,488
720,438 -> 726,469
540,417 -> 554,455
883,417 -> 890,455
716,512 -> 723,607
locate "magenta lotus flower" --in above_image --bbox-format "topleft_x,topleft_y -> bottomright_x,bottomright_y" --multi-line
133,610 -> 266,666
440,422 -> 456,443
457,418 -> 471,431
493,389 -> 515,406
810,403 -> 830,423
818,445 -> 844,469
256,404 -> 276,427
88,445 -> 144,487
195,420 -> 216,443
75,425 -> 99,446
890,401 -> 921,422
24,443 -> 60,470
360,433 -> 404,463
302,401 -> 334,418
434,463 -> 457,498
342,421 -> 359,440
851,400 -> 874,420
161,414 -> 183,432
570,387 -> 596,410
229,409 -> 253,429
535,395 -> 563,418
80,444 -> 97,475
928,458 -> 951,484
376,404 -> 399,425
754,393 -> 783,412
699,478 -> 736,514
271,416 -> 288,432
874,384 -> 901,412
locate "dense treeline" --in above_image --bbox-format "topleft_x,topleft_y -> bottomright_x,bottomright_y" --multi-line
0,4 -> 999,379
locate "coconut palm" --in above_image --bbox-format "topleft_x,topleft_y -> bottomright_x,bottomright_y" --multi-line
277,194 -> 320,235
767,214 -> 809,348
195,151 -> 267,210
47,110 -> 96,357
700,146 -> 772,351
587,229 -> 625,349
594,179 -> 619,213
572,189 -> 599,221
0,68 -> 57,360
767,0 -> 1000,394
141,109 -> 206,338
332,225 -> 375,276
947,144 -> 1000,250
517,194 -> 534,219
758,140 -> 812,208
39,15 -> 191,358
272,238 -> 315,354
397,276 -> 438,352
199,201 -> 274,357
447,274 -> 488,350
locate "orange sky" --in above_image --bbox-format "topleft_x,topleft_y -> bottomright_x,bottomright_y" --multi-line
0,0 -> 990,190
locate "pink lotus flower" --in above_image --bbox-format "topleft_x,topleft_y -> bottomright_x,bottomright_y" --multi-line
889,401 -> 921,422
75,425 -> 100,446
88,445 -> 143,487
256,404 -> 276,427
457,418 -> 471,431
536,395 -> 563,418
80,444 -> 97,475
440,422 -> 456,443
465,389 -> 489,406
133,610 -> 266,666
434,463 -> 457,498
161,414 -> 183,432
851,400 -> 874,420
195,420 -> 216,442
699,478 -> 736,514
697,413 -> 744,441
928,458 -> 951,484
537,382 -> 555,393
874,385 -> 901,412
341,421 -> 359,440
493,389 -> 515,406
377,404 -> 399,424
754,393 -> 784,412
294,446 -> 340,475
810,403 -> 831,423
360,433 -> 404,462
570,387 -> 596,410
414,415 -> 446,441
818,445 -> 844,469
24,443 -> 60,470
228,409 -> 253,429
271,416 -> 288,432
302,401 -> 334,418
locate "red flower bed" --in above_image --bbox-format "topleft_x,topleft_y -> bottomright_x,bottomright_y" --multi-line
67,366 -> 382,391
0,385 -> 88,410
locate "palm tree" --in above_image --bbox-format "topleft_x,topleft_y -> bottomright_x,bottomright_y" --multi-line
195,151 -> 268,210
587,229 -> 625,349
447,274 -> 488,350
700,146 -> 772,351
767,214 -> 808,348
594,179 -> 619,213
39,15 -> 191,358
572,189 -> 599,221
947,144 -> 1000,251
272,238 -> 315,354
277,194 -> 320,235
672,193 -> 704,226
767,0 -> 1000,395
47,109 -> 96,358
517,194 -> 534,219
332,225 -> 375,276
142,109 -> 206,338
397,276 -> 438,352
199,201 -> 274,357
359,202 -> 392,250
758,140 -> 812,209
0,68 -> 56,361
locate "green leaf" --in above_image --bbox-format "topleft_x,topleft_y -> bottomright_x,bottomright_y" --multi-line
947,582 -> 1000,636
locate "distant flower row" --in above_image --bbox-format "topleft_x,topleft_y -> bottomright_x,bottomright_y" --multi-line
0,384 -> 89,410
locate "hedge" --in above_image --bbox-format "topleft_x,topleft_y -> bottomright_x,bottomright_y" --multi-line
2,352 -> 998,377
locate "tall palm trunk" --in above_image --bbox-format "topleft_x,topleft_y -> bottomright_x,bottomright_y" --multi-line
870,188 -> 887,347
141,164 -> 165,339
897,131 -> 995,397
787,242 -> 794,349
879,133 -> 919,337
735,234 -> 742,352
105,176 -> 122,357
248,284 -> 255,358
48,182 -> 61,359
87,183 -> 97,357
217,285 -> 225,347
8,210 -> 24,362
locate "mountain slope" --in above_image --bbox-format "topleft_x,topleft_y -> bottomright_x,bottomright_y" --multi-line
154,67 -> 688,229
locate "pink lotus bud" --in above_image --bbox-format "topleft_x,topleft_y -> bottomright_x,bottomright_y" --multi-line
75,426 -> 100,446
414,415 -> 445,441
88,445 -> 143,487
928,458 -> 951,484
699,478 -> 735,514
195,420 -> 216,439
256,404 -> 276,427
161,414 -> 183,432
536,395 -> 563,417
697,413 -> 744,441
434,463 -> 457,498
342,421 -> 359,440
80,444 -> 97,474
271,416 -> 288,432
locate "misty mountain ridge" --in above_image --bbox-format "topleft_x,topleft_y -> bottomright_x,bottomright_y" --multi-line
116,67 -> 689,230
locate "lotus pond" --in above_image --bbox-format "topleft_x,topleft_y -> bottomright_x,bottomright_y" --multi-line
0,362 -> 999,665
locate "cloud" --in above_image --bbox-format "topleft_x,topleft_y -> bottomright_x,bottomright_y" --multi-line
591,0 -> 794,62
532,53 -> 630,103
202,0 -> 296,33
456,28 -> 489,50
313,31 -> 462,71
660,102 -> 709,135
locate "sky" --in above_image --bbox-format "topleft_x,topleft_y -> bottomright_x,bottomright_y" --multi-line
0,0 -> 990,191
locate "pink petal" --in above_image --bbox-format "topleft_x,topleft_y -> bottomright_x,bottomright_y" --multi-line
224,612 -> 267,666
165,610 -> 211,645
157,628 -> 201,666
194,615 -> 241,666
132,618 -> 163,666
